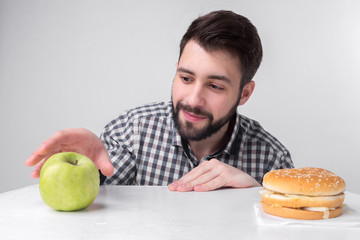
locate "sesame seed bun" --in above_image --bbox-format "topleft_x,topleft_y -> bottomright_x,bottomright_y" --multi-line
260,167 -> 346,220
262,167 -> 345,196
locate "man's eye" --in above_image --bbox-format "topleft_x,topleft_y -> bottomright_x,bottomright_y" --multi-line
210,84 -> 224,91
181,77 -> 191,82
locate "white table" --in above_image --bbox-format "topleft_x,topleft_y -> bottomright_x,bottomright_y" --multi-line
1,185 -> 359,239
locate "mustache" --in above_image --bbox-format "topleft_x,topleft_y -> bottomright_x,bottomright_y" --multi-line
176,102 -> 213,119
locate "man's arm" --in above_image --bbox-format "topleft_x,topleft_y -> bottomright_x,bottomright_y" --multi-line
168,158 -> 261,192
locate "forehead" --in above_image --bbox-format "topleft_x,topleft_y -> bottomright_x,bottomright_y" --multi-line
178,40 -> 242,84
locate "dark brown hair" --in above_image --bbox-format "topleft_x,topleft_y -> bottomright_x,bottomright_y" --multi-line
179,10 -> 263,91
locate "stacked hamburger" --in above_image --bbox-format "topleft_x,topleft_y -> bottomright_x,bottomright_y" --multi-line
260,167 -> 346,220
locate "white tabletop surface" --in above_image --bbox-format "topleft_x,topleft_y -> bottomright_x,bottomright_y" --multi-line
1,185 -> 359,240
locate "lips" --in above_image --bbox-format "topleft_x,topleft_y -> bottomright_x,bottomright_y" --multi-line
182,110 -> 207,122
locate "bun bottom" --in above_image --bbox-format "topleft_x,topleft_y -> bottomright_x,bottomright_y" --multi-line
261,201 -> 343,220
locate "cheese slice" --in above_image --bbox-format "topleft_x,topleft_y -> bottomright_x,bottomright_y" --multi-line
301,207 -> 335,219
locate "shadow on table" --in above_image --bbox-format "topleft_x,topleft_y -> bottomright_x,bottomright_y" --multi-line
81,202 -> 105,212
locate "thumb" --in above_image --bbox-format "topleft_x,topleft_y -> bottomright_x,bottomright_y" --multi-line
95,150 -> 114,177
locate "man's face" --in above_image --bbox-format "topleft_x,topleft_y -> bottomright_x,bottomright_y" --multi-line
172,40 -> 243,141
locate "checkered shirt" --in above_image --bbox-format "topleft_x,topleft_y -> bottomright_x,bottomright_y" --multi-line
100,102 -> 294,186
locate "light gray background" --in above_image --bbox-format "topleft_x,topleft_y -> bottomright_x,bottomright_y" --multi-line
1,0 -> 359,193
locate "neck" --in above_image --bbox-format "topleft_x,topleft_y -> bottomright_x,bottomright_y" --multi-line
188,117 -> 235,161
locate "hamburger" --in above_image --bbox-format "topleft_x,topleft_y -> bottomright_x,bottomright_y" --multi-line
260,167 -> 346,220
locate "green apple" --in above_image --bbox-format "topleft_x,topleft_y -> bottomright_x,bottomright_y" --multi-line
39,152 -> 100,211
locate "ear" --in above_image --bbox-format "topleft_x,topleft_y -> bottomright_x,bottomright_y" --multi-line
238,81 -> 255,106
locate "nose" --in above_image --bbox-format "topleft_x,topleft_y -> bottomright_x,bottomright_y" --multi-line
187,82 -> 206,108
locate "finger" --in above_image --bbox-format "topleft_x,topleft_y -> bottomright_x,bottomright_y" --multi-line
168,170 -> 208,192
168,179 -> 193,192
188,169 -> 220,189
25,152 -> 44,167
29,157 -> 47,178
25,133 -> 64,167
178,169 -> 221,192
173,164 -> 220,192
176,160 -> 214,184
168,182 -> 178,191
25,128 -> 81,167
94,149 -> 114,176
193,176 -> 225,192
25,145 -> 57,167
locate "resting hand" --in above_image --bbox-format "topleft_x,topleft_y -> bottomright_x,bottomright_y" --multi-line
168,159 -> 260,192
25,128 -> 114,178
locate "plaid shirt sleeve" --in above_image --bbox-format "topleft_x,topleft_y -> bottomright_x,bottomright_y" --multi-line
238,117 -> 294,184
100,112 -> 138,185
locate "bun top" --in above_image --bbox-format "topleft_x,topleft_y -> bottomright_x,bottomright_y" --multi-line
262,167 -> 345,196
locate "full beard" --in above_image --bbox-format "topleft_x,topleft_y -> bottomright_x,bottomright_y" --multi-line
171,100 -> 238,141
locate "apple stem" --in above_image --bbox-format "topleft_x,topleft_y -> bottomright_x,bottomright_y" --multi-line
72,160 -> 78,166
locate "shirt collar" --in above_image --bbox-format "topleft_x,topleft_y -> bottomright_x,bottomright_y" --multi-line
223,113 -> 241,154
168,107 -> 183,147
171,124 -> 183,147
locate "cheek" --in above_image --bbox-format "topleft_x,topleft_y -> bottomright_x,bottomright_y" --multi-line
172,79 -> 185,102
210,98 -> 226,115
171,81 -> 179,102
208,95 -> 236,118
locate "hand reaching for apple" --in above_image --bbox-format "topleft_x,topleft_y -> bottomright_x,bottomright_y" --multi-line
25,128 -> 114,178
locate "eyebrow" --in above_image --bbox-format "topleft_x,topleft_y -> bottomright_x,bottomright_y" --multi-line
177,67 -> 195,76
208,74 -> 232,84
177,67 -> 232,84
